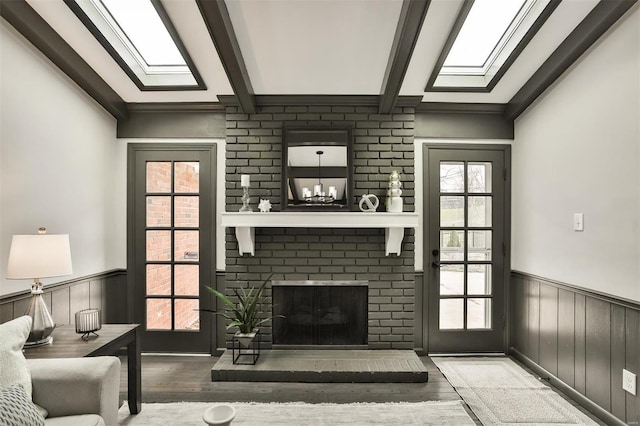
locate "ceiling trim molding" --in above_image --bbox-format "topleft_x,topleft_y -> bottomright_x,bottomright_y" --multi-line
127,102 -> 225,113
1,0 -> 128,119
416,102 -> 507,114
218,95 -> 423,108
196,0 -> 255,114
505,0 -> 638,121
379,0 -> 430,114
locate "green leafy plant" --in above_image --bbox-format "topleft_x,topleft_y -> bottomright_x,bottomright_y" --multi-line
203,274 -> 279,334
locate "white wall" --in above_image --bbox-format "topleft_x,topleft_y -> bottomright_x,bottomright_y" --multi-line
0,20 -> 124,296
512,6 -> 640,301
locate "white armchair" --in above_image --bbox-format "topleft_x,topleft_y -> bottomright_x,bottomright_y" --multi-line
28,356 -> 121,426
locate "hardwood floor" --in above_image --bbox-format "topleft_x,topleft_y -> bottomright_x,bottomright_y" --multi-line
118,353 -> 610,425
119,354 -> 481,424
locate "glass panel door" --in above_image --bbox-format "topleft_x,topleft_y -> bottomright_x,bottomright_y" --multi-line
426,148 -> 507,353
130,147 -> 214,353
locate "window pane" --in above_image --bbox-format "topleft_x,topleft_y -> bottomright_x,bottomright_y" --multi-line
146,264 -> 171,296
146,231 -> 171,261
146,196 -> 171,227
440,231 -> 464,261
468,196 -> 492,227
468,162 -> 492,193
468,230 -> 492,261
467,298 -> 492,329
174,162 -> 199,193
101,0 -> 186,66
468,264 -> 492,295
175,299 -> 199,330
175,265 -> 199,296
175,196 -> 199,227
174,230 -> 199,262
444,0 -> 527,68
441,264 -> 464,295
146,298 -> 171,330
440,162 -> 464,193
441,196 -> 465,227
440,299 -> 464,330
146,162 -> 171,193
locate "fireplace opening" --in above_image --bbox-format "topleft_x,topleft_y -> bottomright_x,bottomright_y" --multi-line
272,281 -> 367,346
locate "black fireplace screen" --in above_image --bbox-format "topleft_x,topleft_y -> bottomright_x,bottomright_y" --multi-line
272,285 -> 367,345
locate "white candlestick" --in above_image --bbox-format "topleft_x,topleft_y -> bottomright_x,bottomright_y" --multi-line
328,186 -> 337,199
241,174 -> 250,187
314,184 -> 322,196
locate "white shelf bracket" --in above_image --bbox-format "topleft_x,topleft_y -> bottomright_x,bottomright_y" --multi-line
235,226 -> 255,256
385,227 -> 404,256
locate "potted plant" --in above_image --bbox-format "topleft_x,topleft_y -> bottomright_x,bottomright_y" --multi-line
204,274 -> 279,347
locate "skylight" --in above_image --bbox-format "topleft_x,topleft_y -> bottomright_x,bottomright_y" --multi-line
427,0 -> 556,91
67,0 -> 204,90
100,0 -> 185,67
444,0 -> 527,69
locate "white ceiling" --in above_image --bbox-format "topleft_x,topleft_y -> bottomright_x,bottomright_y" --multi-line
24,0 -> 601,104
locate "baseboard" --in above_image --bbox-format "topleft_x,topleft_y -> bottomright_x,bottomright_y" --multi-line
510,347 -> 626,426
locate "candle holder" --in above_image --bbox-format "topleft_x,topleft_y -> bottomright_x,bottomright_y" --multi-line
239,186 -> 252,212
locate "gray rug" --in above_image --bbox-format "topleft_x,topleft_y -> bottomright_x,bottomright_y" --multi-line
432,357 -> 599,425
118,401 -> 475,425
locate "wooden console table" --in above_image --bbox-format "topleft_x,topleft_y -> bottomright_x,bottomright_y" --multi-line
24,324 -> 141,414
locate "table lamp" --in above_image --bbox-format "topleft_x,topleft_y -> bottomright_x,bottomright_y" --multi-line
7,228 -> 72,346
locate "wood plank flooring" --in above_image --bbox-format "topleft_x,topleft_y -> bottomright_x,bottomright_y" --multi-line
119,354 -> 480,423
118,354 -> 610,425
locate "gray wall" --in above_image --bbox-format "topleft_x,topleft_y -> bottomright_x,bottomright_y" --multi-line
0,270 -> 128,326
510,271 -> 640,425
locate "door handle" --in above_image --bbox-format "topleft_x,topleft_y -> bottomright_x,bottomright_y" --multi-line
431,261 -> 440,269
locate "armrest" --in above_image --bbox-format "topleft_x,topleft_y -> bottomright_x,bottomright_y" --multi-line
28,356 -> 121,426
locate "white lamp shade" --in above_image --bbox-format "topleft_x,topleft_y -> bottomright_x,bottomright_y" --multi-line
7,234 -> 73,279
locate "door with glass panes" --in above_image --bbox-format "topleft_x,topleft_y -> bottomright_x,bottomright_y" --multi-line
426,146 -> 508,353
129,145 -> 214,353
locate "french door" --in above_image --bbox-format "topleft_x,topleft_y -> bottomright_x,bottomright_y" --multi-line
425,146 -> 509,353
128,145 -> 215,352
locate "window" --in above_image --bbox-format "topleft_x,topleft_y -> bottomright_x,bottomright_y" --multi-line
66,0 -> 205,90
426,0 -> 558,92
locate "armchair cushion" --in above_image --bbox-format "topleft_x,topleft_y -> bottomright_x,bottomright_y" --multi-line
0,316 -> 32,397
0,384 -> 44,426
28,357 -> 120,426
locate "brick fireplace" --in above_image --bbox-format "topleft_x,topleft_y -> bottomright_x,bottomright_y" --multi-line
223,103 -> 416,349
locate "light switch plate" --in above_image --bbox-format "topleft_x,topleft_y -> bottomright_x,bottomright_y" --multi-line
573,213 -> 584,231
623,369 -> 636,395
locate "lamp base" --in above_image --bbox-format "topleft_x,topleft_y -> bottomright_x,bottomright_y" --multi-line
23,283 -> 56,348
24,335 -> 53,347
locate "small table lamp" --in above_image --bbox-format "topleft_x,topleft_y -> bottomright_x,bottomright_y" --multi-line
7,228 -> 72,346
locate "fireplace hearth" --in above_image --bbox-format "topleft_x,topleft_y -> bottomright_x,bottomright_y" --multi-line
272,281 -> 368,346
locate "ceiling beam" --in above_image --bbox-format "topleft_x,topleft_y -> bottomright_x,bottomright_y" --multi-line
379,0 -> 430,114
504,0 -> 638,121
218,94 -> 423,108
196,0 -> 255,114
0,0 -> 128,120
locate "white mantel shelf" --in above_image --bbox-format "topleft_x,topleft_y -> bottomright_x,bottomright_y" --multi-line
221,212 -> 419,256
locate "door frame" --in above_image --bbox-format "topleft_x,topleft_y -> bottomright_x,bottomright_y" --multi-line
127,143 -> 217,353
422,143 -> 511,354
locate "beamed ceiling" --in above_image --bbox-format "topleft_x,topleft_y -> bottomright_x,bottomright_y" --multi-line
1,0 -> 637,120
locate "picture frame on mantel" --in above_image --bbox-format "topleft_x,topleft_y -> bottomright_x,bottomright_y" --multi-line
281,125 -> 355,211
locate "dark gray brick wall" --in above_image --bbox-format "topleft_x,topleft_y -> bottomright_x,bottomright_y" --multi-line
224,105 -> 416,349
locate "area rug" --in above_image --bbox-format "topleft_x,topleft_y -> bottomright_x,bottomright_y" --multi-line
432,357 -> 599,425
118,400 -> 475,425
